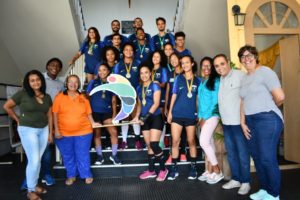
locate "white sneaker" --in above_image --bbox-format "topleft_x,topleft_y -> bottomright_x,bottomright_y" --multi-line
206,172 -> 224,184
222,180 -> 241,189
238,183 -> 251,195
250,189 -> 268,200
262,193 -> 280,200
198,171 -> 210,181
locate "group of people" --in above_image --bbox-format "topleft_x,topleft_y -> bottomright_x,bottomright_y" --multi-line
3,16 -> 284,200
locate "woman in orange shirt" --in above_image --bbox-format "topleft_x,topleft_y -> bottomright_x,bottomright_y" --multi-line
53,75 -> 99,185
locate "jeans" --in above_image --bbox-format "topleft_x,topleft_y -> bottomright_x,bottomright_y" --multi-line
55,133 -> 93,179
18,125 -> 49,192
223,124 -> 250,183
40,144 -> 52,177
245,111 -> 283,197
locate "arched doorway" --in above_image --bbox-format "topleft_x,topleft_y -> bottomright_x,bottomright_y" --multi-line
244,0 -> 300,163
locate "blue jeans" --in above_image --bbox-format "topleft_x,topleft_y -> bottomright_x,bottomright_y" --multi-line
223,125 -> 250,183
55,134 -> 93,179
18,125 -> 49,192
245,111 -> 283,197
40,143 -> 52,177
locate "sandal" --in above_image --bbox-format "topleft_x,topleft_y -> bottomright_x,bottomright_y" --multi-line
85,178 -> 93,184
27,192 -> 41,200
35,186 -> 47,194
65,177 -> 76,186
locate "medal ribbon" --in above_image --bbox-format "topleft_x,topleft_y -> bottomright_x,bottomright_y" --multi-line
125,62 -> 132,76
138,43 -> 146,57
186,75 -> 194,95
142,82 -> 151,104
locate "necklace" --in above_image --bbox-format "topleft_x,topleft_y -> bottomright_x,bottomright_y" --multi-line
142,82 -> 151,106
185,75 -> 194,98
125,62 -> 132,78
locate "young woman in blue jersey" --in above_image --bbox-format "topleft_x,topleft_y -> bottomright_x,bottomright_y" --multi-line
197,57 -> 223,184
69,27 -> 104,83
164,52 -> 188,164
113,42 -> 142,150
163,42 -> 175,74
132,63 -> 168,181
152,17 -> 175,51
134,28 -> 154,63
111,33 -> 124,60
167,55 -> 200,180
86,63 -> 121,165
94,46 -> 120,76
148,50 -> 168,148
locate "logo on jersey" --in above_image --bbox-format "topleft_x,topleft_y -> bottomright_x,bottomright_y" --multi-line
132,66 -> 138,72
155,73 -> 161,79
146,89 -> 152,96
192,85 -> 197,92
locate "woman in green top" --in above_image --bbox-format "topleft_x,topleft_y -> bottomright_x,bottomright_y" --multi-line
3,70 -> 52,200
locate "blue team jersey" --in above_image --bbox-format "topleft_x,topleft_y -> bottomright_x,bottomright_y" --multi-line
166,69 -> 181,106
171,74 -> 201,119
136,82 -> 161,117
93,61 -> 116,75
152,67 -> 168,105
174,48 -> 192,57
79,40 -> 104,73
113,59 -> 141,89
128,33 -> 152,44
152,33 -> 175,50
134,40 -> 154,63
103,34 -> 128,47
86,79 -> 114,113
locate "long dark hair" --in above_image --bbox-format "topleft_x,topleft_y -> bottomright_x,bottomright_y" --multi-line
86,27 -> 100,42
148,50 -> 168,69
200,56 -> 220,91
101,46 -> 120,63
181,55 -> 197,74
23,70 -> 46,97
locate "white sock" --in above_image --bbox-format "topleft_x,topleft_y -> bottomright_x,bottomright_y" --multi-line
121,125 -> 129,142
133,124 -> 140,136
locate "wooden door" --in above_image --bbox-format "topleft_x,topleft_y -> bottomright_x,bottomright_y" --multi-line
279,35 -> 300,163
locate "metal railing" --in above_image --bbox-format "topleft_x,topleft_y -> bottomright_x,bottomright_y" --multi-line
173,0 -> 185,32
63,54 -> 86,90
69,0 -> 87,44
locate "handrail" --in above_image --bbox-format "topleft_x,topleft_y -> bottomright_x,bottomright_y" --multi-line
69,0 -> 87,44
63,54 -> 85,90
173,0 -> 185,32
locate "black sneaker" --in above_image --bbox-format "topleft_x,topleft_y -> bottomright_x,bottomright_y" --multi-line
188,165 -> 197,180
94,155 -> 104,165
109,155 -> 122,165
167,165 -> 179,181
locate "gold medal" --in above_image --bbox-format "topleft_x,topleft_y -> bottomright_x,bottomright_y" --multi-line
142,82 -> 151,106
102,91 -> 106,99
140,54 -> 143,58
125,62 -> 132,79
186,75 -> 194,99
142,99 -> 146,106
126,73 -> 131,78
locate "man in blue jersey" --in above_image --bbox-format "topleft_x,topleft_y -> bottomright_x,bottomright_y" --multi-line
103,19 -> 128,47
134,28 -> 154,63
152,17 -> 175,51
128,17 -> 151,44
174,31 -> 192,57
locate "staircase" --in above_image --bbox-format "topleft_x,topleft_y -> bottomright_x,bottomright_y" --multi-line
53,129 -> 205,178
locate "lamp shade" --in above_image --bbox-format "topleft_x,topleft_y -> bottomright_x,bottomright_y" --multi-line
234,13 -> 246,26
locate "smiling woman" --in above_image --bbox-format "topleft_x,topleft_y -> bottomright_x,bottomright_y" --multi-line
3,70 -> 52,200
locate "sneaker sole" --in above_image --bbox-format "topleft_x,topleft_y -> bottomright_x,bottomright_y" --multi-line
109,157 -> 122,165
188,176 -> 197,180
198,177 -> 208,181
222,185 -> 241,190
41,180 -> 54,186
94,160 -> 104,165
206,176 -> 224,184
167,173 -> 179,181
140,175 -> 157,180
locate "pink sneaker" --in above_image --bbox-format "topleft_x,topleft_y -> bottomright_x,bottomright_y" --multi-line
135,141 -> 143,151
120,141 -> 127,150
165,155 -> 172,164
180,154 -> 187,162
139,170 -> 157,180
156,169 -> 169,182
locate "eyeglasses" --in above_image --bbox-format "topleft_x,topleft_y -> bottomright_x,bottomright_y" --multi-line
240,54 -> 255,60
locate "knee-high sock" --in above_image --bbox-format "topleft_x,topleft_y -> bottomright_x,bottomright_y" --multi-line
133,124 -> 140,136
121,125 -> 129,142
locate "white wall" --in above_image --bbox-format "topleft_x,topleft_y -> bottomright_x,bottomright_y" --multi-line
0,0 -> 79,76
182,0 -> 230,62
0,39 -> 22,85
81,0 -> 178,37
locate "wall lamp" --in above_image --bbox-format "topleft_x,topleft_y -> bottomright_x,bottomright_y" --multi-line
232,5 -> 246,26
